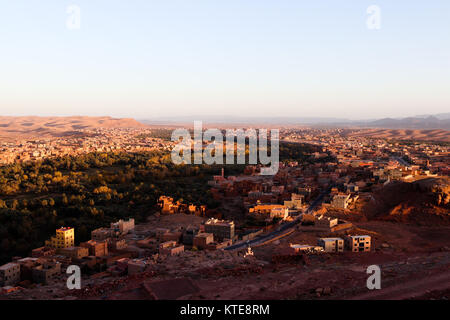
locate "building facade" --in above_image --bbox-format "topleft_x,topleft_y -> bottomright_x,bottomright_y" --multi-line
111,218 -> 135,235
193,233 -> 214,249
59,246 -> 90,260
81,240 -> 109,257
346,235 -> 371,252
317,238 -> 344,253
32,261 -> 61,285
0,263 -> 21,287
331,194 -> 351,209
159,241 -> 184,256
204,219 -> 235,241
45,227 -> 75,249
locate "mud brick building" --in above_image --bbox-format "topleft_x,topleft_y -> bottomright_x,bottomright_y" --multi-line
32,261 -> 61,285
111,218 -> 135,235
317,238 -> 344,253
193,233 -> 214,249
81,240 -> 109,257
32,246 -> 56,258
345,235 -> 371,252
159,241 -> 184,256
59,246 -> 90,260
204,219 -> 235,241
0,263 -> 21,286
45,227 -> 75,249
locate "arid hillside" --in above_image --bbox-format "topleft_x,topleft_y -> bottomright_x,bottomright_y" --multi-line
0,116 -> 148,140
363,177 -> 450,225
343,129 -> 450,142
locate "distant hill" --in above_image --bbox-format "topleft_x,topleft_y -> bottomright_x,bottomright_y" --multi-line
143,113 -> 450,130
364,116 -> 450,130
343,129 -> 450,142
0,116 -> 148,140
414,113 -> 450,120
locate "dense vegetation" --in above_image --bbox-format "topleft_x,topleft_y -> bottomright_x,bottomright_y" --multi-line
279,142 -> 333,163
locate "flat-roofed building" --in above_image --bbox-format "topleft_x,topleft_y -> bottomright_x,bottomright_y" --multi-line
0,263 -> 20,286
317,238 -> 344,253
59,246 -> 89,260
32,261 -> 61,285
91,227 -> 116,241
158,196 -> 175,214
182,226 -> 199,245
111,218 -> 135,235
109,239 -> 128,251
290,244 -> 324,254
346,235 -> 371,252
81,240 -> 108,257
159,241 -> 184,256
32,246 -> 56,258
331,194 -> 351,209
315,215 -> 338,229
45,227 -> 75,249
204,219 -> 235,241
15,258 -> 40,282
193,233 -> 214,249
127,259 -> 151,275
249,204 -> 289,220
284,193 -> 303,209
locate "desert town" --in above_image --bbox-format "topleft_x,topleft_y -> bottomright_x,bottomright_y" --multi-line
0,126 -> 449,300
0,128 -> 175,165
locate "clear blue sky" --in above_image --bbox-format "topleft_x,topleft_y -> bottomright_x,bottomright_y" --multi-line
0,0 -> 449,120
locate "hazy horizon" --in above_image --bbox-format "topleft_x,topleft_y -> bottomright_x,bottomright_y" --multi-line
1,1 -> 449,120
0,112 -> 449,122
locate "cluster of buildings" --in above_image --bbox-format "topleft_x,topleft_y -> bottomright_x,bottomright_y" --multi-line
205,128 -> 450,225
105,218 -> 238,276
157,196 -> 206,216
290,235 -> 371,255
140,218 -> 235,254
248,193 -> 303,221
1,127 -> 448,296
0,214 -> 242,294
0,128 -> 175,165
0,218 -> 135,292
317,235 -> 371,253
282,128 -> 449,178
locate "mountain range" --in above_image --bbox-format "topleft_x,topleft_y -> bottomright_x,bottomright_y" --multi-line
141,113 -> 450,129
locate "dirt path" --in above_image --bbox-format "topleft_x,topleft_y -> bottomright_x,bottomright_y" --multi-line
350,269 -> 450,300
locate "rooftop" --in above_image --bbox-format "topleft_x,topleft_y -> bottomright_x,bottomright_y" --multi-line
0,262 -> 19,270
57,227 -> 73,232
319,237 -> 343,242
205,218 -> 234,226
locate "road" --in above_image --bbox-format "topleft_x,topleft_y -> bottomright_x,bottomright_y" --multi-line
225,187 -> 331,251
394,156 -> 410,167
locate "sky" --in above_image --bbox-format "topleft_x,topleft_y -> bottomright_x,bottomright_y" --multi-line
0,0 -> 449,120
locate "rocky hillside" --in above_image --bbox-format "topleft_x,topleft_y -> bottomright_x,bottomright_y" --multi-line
363,177 -> 450,225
